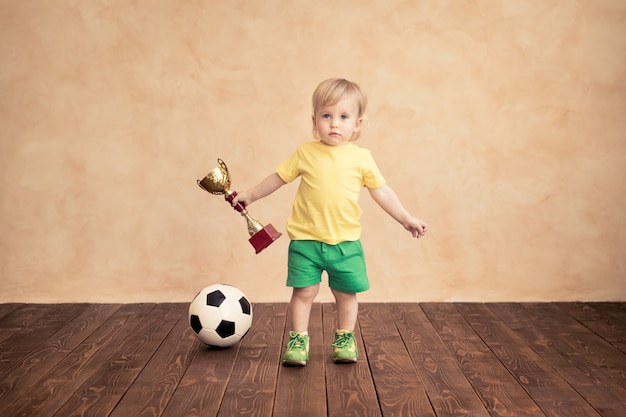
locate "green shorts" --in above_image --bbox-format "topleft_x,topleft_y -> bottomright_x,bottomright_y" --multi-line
287,240 -> 370,293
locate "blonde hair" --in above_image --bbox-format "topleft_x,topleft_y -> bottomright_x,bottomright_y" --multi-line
312,78 -> 367,140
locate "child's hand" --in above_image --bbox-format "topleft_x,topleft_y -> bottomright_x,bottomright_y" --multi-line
230,191 -> 252,208
405,218 -> 428,238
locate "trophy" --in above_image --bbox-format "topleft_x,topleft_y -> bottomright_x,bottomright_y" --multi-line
198,158 -> 282,254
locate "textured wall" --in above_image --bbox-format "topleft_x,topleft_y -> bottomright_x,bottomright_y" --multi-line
1,0 -> 625,302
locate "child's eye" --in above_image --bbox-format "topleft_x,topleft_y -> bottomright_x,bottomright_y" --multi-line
341,115 -> 349,120
322,114 -> 330,119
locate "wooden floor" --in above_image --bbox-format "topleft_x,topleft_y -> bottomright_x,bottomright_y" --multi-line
0,302 -> 624,417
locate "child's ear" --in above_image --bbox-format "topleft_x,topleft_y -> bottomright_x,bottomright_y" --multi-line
311,115 -> 318,137
354,116 -> 364,132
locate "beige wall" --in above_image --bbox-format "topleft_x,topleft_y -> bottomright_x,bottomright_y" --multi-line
1,1 -> 625,303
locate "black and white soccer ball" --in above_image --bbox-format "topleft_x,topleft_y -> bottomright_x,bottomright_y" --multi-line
189,284 -> 253,347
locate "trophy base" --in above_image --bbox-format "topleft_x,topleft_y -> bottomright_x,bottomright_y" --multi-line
249,224 -> 282,254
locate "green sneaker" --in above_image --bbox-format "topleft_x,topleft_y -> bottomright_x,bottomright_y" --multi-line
282,331 -> 310,366
332,330 -> 358,363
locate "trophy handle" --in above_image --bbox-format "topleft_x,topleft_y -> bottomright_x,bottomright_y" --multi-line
217,158 -> 229,178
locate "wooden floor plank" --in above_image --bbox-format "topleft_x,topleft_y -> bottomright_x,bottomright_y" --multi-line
0,303 -> 23,321
488,303 -> 626,417
160,334 -> 238,417
108,303 -> 198,417
0,302 -> 623,417
394,303 -> 491,417
273,303 -> 327,417
360,303 -> 436,417
0,304 -> 86,351
323,303 -> 382,417
557,302 -> 626,353
0,304 -> 55,337
217,303 -> 288,417
0,303 -> 157,417
53,303 -> 184,417
421,303 -> 546,417
521,303 -> 626,385
586,302 -> 626,323
0,304 -> 121,406
456,303 -> 602,417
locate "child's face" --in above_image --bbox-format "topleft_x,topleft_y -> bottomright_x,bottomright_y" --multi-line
313,97 -> 363,146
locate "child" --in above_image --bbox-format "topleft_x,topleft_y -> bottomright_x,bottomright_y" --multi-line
231,78 -> 428,366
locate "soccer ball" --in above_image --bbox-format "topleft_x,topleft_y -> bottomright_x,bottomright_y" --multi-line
189,284 -> 253,347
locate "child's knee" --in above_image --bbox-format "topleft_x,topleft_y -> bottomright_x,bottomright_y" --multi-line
331,289 -> 357,303
292,284 -> 320,301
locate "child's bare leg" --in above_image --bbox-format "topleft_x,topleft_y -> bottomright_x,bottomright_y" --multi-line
331,289 -> 358,331
289,284 -> 320,332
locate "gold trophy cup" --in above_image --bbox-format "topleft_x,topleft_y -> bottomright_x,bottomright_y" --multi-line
198,158 -> 282,254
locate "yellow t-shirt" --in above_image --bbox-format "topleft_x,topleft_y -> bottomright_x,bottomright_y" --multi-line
276,141 -> 386,244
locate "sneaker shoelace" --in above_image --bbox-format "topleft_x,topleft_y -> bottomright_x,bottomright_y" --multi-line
332,332 -> 354,348
287,334 -> 306,349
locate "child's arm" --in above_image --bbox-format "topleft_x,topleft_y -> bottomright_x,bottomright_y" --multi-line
368,185 -> 428,238
230,172 -> 287,207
